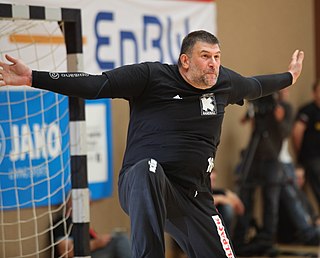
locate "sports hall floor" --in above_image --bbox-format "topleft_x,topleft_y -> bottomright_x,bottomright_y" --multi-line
166,244 -> 319,258
256,244 -> 319,258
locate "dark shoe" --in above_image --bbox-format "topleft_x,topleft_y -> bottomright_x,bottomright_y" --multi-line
296,229 -> 320,246
235,237 -> 278,257
304,233 -> 320,246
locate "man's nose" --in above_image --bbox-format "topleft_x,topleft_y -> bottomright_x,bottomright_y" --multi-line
208,58 -> 218,66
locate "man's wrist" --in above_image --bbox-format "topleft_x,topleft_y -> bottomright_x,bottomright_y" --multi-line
27,69 -> 32,86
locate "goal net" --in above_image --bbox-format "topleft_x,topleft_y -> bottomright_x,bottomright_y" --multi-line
0,4 -> 87,258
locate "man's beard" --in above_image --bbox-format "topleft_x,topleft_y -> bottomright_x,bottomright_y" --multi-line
193,73 -> 217,89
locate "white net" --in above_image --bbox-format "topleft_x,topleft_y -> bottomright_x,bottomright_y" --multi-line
0,18 -> 72,257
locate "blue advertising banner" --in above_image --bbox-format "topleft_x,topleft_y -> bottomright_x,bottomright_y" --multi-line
85,99 -> 113,200
0,89 -> 71,209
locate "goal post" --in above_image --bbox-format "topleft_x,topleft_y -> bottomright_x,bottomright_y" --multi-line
0,3 -> 90,258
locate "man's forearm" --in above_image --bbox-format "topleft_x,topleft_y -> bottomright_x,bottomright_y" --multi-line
253,72 -> 292,98
32,71 -> 109,99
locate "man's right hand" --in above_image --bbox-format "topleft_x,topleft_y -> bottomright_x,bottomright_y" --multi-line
288,50 -> 304,85
0,54 -> 32,87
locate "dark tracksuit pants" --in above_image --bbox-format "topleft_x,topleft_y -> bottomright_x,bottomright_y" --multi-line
118,158 -> 236,258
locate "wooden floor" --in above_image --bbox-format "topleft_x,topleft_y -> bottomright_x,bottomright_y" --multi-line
166,242 -> 319,258
235,244 -> 319,258
274,244 -> 319,258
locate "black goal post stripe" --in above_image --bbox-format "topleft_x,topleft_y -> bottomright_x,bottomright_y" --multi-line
0,4 -> 90,258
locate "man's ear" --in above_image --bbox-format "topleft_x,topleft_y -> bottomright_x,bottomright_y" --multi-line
180,54 -> 189,69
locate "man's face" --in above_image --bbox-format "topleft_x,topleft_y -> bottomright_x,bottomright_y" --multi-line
184,42 -> 221,90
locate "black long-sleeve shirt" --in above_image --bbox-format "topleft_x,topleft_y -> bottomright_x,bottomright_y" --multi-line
32,62 -> 292,190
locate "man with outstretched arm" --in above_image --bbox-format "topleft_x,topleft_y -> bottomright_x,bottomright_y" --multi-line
0,30 -> 304,258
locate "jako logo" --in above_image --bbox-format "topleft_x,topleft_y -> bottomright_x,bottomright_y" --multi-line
9,123 -> 62,162
0,125 -> 6,164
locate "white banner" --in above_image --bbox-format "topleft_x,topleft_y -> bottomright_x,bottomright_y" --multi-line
79,0 -> 217,72
2,0 -> 216,72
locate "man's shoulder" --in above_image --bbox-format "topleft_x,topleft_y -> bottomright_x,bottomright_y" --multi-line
142,62 -> 179,79
216,66 -> 242,85
144,61 -> 176,70
219,65 -> 238,76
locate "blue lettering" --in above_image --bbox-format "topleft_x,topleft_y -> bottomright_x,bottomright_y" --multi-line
143,15 -> 163,62
94,12 -> 191,68
167,17 -> 190,64
120,31 -> 139,65
95,12 -> 115,70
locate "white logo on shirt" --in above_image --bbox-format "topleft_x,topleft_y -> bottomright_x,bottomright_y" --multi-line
173,95 -> 183,99
200,94 -> 217,115
49,72 -> 59,80
206,157 -> 214,173
148,158 -> 157,173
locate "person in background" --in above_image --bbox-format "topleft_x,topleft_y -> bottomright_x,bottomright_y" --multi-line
53,196 -> 132,258
277,165 -> 320,245
210,168 -> 245,235
276,88 -> 320,246
233,91 -> 293,256
294,165 -> 320,228
277,88 -> 295,181
292,79 -> 320,207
